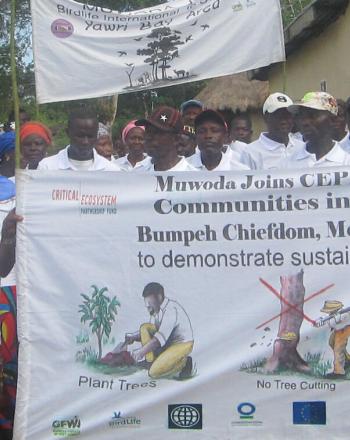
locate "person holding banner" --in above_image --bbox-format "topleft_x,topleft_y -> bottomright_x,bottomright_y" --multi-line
187,109 -> 251,171
135,106 -> 195,172
115,120 -> 146,170
20,121 -> 51,170
38,110 -> 121,171
125,282 -> 194,380
287,92 -> 350,167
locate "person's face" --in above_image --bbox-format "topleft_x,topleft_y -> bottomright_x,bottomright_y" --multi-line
95,136 -> 113,159
144,293 -> 162,315
330,106 -> 346,140
297,108 -> 332,142
265,108 -> 293,139
182,106 -> 202,126
20,111 -> 30,126
21,134 -> 48,167
176,133 -> 196,157
0,150 -> 15,178
125,127 -> 144,155
196,120 -> 226,154
230,118 -> 252,143
67,118 -> 98,158
144,125 -> 177,159
115,139 -> 128,158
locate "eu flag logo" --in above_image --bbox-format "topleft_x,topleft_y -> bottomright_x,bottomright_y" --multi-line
293,401 -> 326,425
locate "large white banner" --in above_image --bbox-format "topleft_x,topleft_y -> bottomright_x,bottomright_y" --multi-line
14,168 -> 350,439
31,0 -> 285,103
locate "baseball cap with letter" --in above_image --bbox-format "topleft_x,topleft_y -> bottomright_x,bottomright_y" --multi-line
136,106 -> 183,133
263,92 -> 293,114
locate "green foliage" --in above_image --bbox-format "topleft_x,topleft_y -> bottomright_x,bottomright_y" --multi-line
280,0 -> 313,26
79,285 -> 120,359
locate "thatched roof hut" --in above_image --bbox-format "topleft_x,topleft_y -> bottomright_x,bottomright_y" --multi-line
195,72 -> 269,112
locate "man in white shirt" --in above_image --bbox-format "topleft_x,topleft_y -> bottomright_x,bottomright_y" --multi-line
286,92 -> 350,168
38,110 -> 121,171
187,110 -> 250,171
124,282 -> 194,379
135,106 -> 195,172
339,97 -> 350,152
248,92 -> 304,169
230,114 -> 253,144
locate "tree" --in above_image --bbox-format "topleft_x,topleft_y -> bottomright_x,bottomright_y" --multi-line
79,285 -> 120,360
137,27 -> 184,81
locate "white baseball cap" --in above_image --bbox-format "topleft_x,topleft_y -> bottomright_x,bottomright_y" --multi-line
288,92 -> 338,116
263,92 -> 293,114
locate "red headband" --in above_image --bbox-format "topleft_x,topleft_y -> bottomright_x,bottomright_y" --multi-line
20,122 -> 52,145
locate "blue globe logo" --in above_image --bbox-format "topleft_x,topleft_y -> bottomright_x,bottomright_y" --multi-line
170,405 -> 200,428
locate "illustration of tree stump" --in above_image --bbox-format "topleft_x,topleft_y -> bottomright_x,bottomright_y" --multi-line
265,270 -> 311,373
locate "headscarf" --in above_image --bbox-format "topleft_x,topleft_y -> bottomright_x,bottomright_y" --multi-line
0,132 -> 15,157
20,121 -> 52,145
0,176 -> 15,201
122,120 -> 145,144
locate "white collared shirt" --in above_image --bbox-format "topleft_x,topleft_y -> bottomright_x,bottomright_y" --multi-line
339,132 -> 350,153
114,153 -> 147,171
38,146 -> 121,171
228,141 -> 259,169
248,133 -> 304,170
187,149 -> 250,171
135,156 -> 196,172
285,141 -> 350,168
150,297 -> 194,347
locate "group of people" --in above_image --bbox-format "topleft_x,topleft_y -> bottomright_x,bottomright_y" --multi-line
1,89 -> 350,438
1,90 -> 350,178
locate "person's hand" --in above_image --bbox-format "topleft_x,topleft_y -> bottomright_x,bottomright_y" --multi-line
131,348 -> 144,362
125,333 -> 136,345
1,209 -> 23,244
314,318 -> 325,327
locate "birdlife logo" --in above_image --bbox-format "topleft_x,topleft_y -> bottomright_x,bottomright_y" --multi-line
108,411 -> 142,429
168,404 -> 202,429
231,402 -> 263,426
51,19 -> 74,38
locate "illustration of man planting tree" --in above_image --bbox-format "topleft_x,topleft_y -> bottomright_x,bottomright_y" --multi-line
76,283 -> 194,380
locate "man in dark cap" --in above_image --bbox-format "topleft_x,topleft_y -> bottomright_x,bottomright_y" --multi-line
135,106 -> 195,171
187,109 -> 250,171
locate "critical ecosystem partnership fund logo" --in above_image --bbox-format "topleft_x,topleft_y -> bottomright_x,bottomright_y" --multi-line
231,402 -> 263,426
168,404 -> 202,429
52,416 -> 81,437
293,401 -> 326,425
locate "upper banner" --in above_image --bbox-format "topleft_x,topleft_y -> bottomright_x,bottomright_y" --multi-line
14,168 -> 350,439
31,0 -> 285,103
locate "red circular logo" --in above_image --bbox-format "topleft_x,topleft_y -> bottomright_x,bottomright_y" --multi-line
51,19 -> 74,39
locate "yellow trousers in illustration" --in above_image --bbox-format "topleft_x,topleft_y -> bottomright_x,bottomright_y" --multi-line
140,323 -> 193,379
329,325 -> 350,375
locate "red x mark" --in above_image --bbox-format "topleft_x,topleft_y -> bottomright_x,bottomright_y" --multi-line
256,278 -> 334,330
